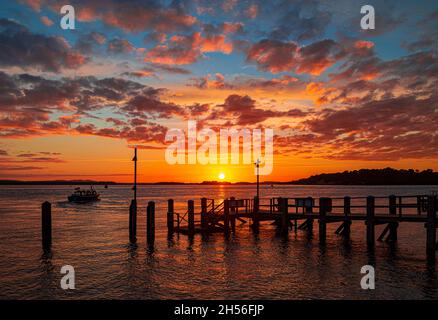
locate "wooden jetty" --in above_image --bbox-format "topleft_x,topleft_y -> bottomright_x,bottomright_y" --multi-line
168,195 -> 438,262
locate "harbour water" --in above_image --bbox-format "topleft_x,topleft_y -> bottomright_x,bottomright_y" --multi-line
0,184 -> 437,299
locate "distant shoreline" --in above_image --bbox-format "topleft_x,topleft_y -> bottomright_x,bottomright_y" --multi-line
1,168 -> 437,186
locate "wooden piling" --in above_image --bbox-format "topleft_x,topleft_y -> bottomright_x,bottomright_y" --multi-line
167,199 -> 174,234
252,196 -> 260,232
129,199 -> 137,243
388,195 -> 398,242
343,196 -> 351,236
188,200 -> 195,237
230,197 -> 236,233
306,197 -> 314,233
280,197 -> 289,236
201,197 -> 208,231
41,201 -> 52,250
147,201 -> 155,245
366,196 -> 375,247
223,199 -> 230,234
319,198 -> 329,244
426,196 -> 436,262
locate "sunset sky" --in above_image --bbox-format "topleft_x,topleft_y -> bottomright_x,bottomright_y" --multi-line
0,0 -> 437,182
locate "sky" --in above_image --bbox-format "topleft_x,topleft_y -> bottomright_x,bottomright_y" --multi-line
0,0 -> 437,182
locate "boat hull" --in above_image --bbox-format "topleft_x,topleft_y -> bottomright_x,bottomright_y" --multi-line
68,195 -> 100,203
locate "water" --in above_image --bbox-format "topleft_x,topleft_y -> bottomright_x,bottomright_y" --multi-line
0,184 -> 437,300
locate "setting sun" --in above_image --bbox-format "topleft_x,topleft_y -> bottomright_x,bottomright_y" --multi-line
218,173 -> 225,180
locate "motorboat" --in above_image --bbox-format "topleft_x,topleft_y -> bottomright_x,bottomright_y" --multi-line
68,186 -> 100,203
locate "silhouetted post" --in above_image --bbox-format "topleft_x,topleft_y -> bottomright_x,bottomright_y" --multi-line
147,201 -> 155,245
366,196 -> 375,248
306,197 -> 314,233
319,198 -> 329,244
129,199 -> 137,243
255,159 -> 260,199
201,198 -> 208,231
426,196 -> 436,262
230,197 -> 236,233
167,199 -> 174,234
388,195 -> 398,242
41,201 -> 52,250
280,197 -> 289,236
343,196 -> 351,236
252,196 -> 259,232
188,200 -> 195,237
132,147 -> 137,201
224,199 -> 230,234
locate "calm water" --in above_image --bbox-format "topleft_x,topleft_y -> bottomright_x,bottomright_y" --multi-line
0,184 -> 437,300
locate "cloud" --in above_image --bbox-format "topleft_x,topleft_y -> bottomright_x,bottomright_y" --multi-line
269,0 -> 331,41
145,32 -> 233,65
75,32 -> 106,54
208,94 -> 308,125
0,18 -> 87,72
188,73 -> 302,90
246,38 -> 344,75
302,94 -> 438,160
245,4 -> 258,19
107,38 -> 135,54
40,16 -> 53,26
22,0 -> 197,33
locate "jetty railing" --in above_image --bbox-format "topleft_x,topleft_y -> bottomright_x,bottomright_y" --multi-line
165,194 -> 437,262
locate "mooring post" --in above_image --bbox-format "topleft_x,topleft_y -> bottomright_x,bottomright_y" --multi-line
252,196 -> 260,232
41,201 -> 52,250
147,201 -> 155,245
306,197 -> 314,233
188,200 -> 195,237
343,196 -> 351,236
129,199 -> 137,243
223,199 -> 230,234
388,195 -> 398,242
167,199 -> 174,234
280,197 -> 289,236
426,196 -> 437,262
366,196 -> 375,248
319,198 -> 329,244
230,197 -> 236,233
201,197 -> 208,232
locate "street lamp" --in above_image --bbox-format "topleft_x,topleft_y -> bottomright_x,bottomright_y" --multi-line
255,158 -> 260,199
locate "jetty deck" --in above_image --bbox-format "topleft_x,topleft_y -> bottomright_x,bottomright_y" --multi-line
40,193 -> 438,263
167,195 -> 438,261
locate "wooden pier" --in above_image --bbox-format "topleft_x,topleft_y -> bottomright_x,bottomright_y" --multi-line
168,194 -> 438,262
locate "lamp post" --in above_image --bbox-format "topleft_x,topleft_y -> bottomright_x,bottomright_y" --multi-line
255,158 -> 260,199
132,147 -> 137,201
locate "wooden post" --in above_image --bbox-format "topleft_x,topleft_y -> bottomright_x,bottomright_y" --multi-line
188,200 -> 195,237
167,199 -> 174,234
147,201 -> 155,245
366,196 -> 375,248
129,199 -> 137,243
230,197 -> 236,233
343,196 -> 351,236
426,196 -> 436,262
252,196 -> 259,232
319,198 -> 328,244
201,197 -> 208,231
280,198 -> 289,236
223,199 -> 230,234
388,195 -> 398,242
41,201 -> 52,250
306,197 -> 313,233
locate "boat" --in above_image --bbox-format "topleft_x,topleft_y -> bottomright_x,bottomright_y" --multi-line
68,186 -> 100,203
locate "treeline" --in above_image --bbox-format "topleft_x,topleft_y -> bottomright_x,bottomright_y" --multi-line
290,168 -> 438,185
